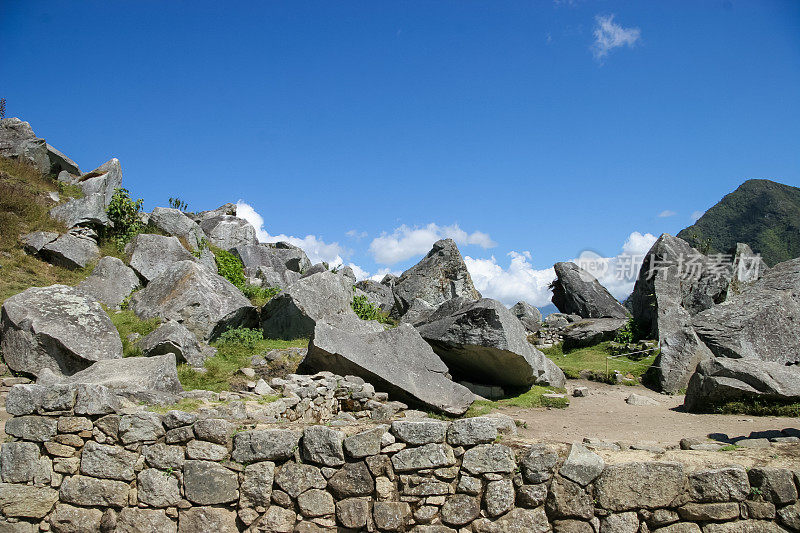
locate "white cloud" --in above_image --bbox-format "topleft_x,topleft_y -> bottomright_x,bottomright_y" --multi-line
369,223 -> 497,265
236,200 -> 350,266
346,229 -> 367,240
465,231 -> 658,307
658,210 -> 676,218
368,267 -> 402,283
591,14 -> 641,61
690,210 -> 704,222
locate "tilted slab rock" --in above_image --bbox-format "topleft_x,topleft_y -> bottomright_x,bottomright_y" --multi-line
50,158 -> 123,229
39,231 -> 100,269
76,256 -> 141,308
46,143 -> 80,175
354,279 -> 396,314
77,158 -> 123,205
233,241 -> 311,277
200,214 -> 258,250
561,318 -> 627,350
392,238 -> 481,316
149,207 -> 206,250
551,262 -> 627,319
140,320 -> 216,367
511,301 -> 543,333
416,298 -> 566,388
1,285 -> 122,377
692,257 -> 800,366
20,231 -> 58,255
300,321 -> 475,415
130,260 -> 257,341
125,233 -> 197,283
684,358 -> 800,412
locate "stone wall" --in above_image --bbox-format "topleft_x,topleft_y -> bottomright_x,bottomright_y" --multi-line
1,384 -> 799,533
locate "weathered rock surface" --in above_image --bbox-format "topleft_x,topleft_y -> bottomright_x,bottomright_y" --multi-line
684,358 -> 800,411
125,234 -> 197,283
233,242 -> 311,278
392,239 -> 481,315
561,318 -> 628,350
50,159 -> 123,229
355,279 -> 396,314
261,271 -> 357,339
416,298 -> 565,388
149,207 -> 206,251
76,256 -> 141,308
39,231 -> 100,269
20,231 -> 59,255
551,262 -> 627,319
511,301 -> 543,333
692,257 -> 800,366
301,321 -> 475,415
45,144 -> 80,175
131,260 -> 257,341
0,285 -> 122,377
595,462 -> 684,511
0,118 -> 50,171
140,320 -> 215,367
199,215 -> 257,250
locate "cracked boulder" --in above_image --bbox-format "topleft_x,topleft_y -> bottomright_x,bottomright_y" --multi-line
551,262 -> 627,319
140,320 -> 216,367
200,215 -> 258,250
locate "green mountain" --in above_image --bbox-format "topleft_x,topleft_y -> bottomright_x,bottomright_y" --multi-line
677,179 -> 800,267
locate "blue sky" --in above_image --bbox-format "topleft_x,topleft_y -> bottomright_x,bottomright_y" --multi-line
3,1 -> 799,305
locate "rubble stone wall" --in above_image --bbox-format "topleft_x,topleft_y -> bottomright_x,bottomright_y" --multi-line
2,383 -> 799,533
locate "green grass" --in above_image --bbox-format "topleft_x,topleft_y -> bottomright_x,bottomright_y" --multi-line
714,399 -> 800,418
178,333 -> 307,392
428,385 -> 569,419
107,309 -> 161,357
718,445 -> 740,452
541,341 -> 657,381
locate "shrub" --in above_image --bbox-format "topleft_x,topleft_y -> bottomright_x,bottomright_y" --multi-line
168,197 -> 188,211
105,187 -> 144,247
217,327 -> 263,349
214,248 -> 247,288
613,319 -> 634,344
351,294 -> 392,324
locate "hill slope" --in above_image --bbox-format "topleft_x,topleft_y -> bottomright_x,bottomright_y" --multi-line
677,179 -> 800,266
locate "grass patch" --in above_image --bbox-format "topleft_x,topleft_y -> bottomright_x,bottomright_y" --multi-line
718,445 -> 740,452
146,398 -> 203,414
178,328 -> 307,392
714,399 -> 800,418
542,341 -> 657,381
211,246 -> 280,306
107,309 -> 161,358
436,385 -> 570,419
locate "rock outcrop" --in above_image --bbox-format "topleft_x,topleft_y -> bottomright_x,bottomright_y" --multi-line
39,231 -> 100,270
392,239 -> 480,316
511,301 -> 543,333
0,285 -> 123,377
125,234 -> 197,283
416,298 -> 566,388
300,322 -> 475,415
551,262 -> 627,319
50,159 -> 123,229
684,358 -> 800,412
0,117 -> 50,172
149,207 -> 206,251
76,256 -> 141,308
140,321 -> 216,367
130,260 -> 257,341
354,280 -> 395,314
232,242 -> 310,290
199,215 -> 258,250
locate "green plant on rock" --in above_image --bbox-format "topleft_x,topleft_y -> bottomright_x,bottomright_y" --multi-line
214,248 -> 247,288
351,294 -> 393,325
168,197 -> 188,211
613,319 -> 635,344
105,187 -> 144,248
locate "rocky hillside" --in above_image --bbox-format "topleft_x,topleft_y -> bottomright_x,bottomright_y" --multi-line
678,178 -> 800,266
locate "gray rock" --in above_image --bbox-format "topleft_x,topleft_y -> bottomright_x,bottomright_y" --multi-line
630,234 -> 723,393
391,443 -> 456,472
447,417 -> 497,446
48,503 -> 103,533
125,234 -> 197,283
479,507 -> 551,533
688,467 -> 750,502
517,483 -> 548,508
76,256 -> 141,308
328,461 -> 375,498
343,425 -> 388,459
142,443 -> 185,470
511,301 -> 543,333
595,462 -> 684,511
231,429 -> 301,463
600,512 -> 639,533
693,257 -> 800,366
520,444 -> 559,484
140,321 -> 215,367
199,215 -> 257,250
336,498 -> 371,529
116,508 -> 177,533
441,494 -> 481,526
546,475 -> 594,520
59,475 -> 129,508
485,479 -> 515,517
354,279 -> 396,314
1,442 -> 41,483
50,193 -> 109,229
562,318 -> 628,350
392,239 -> 481,315
302,425 -> 345,467
178,507 -> 237,533
626,393 -> 660,407
748,467 -> 798,505
0,483 -> 58,519
77,158 -> 123,205
297,488 -> 335,517
149,207 -> 205,250
274,462 -> 326,498
391,420 -> 449,445
193,418 -> 232,445
46,144 -> 79,174
193,202 -> 237,222
80,441 -> 137,481
74,383 -> 121,415
551,262 -> 628,319
461,444 -> 516,475
20,231 -> 58,255
253,265 -> 300,292
559,443 -> 604,486
118,412 -> 165,444
684,358 -> 800,411
186,439 -> 228,461
0,285 -> 122,377
702,520 -> 790,533
416,298 -> 566,388
0,118 -> 49,172
183,460 -> 238,504
300,321 -> 474,415
240,461 -> 275,507
4,415 -> 57,441
137,468 -> 181,507
39,231 -> 100,269
373,501 -> 412,531
261,270 -> 357,339
130,260 -> 257,341
233,242 -> 310,277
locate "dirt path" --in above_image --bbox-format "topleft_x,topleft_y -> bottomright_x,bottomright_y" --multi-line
498,379 -> 800,447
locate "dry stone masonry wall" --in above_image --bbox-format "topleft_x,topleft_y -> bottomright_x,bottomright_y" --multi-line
2,384 -> 799,532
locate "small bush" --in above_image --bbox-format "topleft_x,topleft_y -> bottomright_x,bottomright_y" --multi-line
168,197 -> 188,211
217,327 -> 263,349
213,248 -> 247,288
613,319 -> 634,344
242,284 -> 281,306
352,294 -> 393,325
105,187 -> 144,247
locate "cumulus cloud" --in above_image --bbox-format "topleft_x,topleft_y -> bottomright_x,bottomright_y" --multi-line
591,14 -> 641,61
369,223 -> 497,265
368,267 -> 402,283
346,229 -> 367,240
690,210 -> 705,222
465,231 -> 658,307
236,201 -> 350,266
658,210 -> 676,218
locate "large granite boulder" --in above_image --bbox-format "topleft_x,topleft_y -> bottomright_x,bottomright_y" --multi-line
199,215 -> 258,250
684,358 -> 800,412
0,285 -> 123,377
511,301 -> 543,333
0,118 -> 49,172
76,256 -> 141,308
50,158 -> 123,229
149,207 -> 206,251
20,231 -> 59,255
551,262 -> 627,319
693,257 -> 800,365
630,234 -> 717,393
39,353 -> 183,398
46,144 -> 80,175
416,298 -> 566,388
140,320 -> 216,367
125,234 -> 197,283
192,203 -> 237,223
562,318 -> 628,350
261,271 -> 355,340
300,322 -> 475,415
130,260 -> 257,341
76,158 -> 123,205
392,239 -> 480,316
730,243 -> 769,289
39,230 -> 100,269
232,242 -> 311,290
354,280 -> 396,314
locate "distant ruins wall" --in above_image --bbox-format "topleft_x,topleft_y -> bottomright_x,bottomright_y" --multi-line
1,383 -> 799,532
